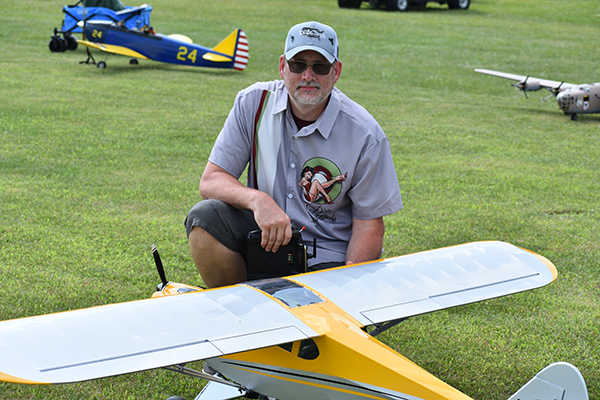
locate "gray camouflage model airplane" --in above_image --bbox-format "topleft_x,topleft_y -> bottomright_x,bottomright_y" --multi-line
476,68 -> 600,120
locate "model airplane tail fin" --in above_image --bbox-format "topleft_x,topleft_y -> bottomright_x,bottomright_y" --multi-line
507,362 -> 589,400
211,28 -> 249,70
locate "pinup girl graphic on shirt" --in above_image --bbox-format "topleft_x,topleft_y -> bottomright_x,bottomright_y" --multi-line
298,158 -> 347,205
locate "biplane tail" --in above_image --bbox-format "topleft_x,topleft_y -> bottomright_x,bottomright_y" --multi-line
507,362 -> 589,400
211,28 -> 249,71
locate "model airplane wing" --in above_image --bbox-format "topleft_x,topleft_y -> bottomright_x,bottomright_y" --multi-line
77,38 -> 150,59
0,285 -> 319,385
475,68 -> 575,91
291,241 -> 556,326
0,241 -> 556,386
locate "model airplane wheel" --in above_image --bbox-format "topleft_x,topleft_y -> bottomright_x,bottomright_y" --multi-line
129,58 -> 139,65
386,0 -> 409,11
448,0 -> 470,9
571,114 -> 578,121
97,61 -> 107,69
338,0 -> 362,7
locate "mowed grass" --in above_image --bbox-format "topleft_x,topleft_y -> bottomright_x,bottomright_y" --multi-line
0,0 -> 599,399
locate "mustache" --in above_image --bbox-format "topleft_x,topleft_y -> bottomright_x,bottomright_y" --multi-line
296,81 -> 321,90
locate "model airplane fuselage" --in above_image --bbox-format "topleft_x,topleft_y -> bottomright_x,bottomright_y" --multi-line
476,68 -> 600,120
78,20 -> 248,70
0,242 -> 589,400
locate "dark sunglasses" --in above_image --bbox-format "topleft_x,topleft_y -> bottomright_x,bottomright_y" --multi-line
287,59 -> 334,75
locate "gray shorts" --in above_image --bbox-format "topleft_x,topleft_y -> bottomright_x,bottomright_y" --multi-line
184,199 -> 258,254
184,199 -> 344,274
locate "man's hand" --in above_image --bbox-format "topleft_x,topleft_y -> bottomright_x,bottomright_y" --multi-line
250,194 -> 292,252
199,162 -> 292,252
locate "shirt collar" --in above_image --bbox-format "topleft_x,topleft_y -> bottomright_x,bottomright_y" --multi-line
274,83 -> 341,140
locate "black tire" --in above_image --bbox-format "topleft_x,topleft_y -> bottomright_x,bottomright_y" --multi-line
97,61 -> 107,69
49,36 -> 67,52
129,58 -> 139,65
65,34 -> 78,51
447,0 -> 470,9
386,0 -> 409,11
338,0 -> 362,8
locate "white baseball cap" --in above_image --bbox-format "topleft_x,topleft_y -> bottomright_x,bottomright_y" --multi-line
284,21 -> 339,64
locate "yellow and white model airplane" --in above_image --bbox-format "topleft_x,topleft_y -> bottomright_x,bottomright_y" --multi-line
0,241 -> 589,400
476,68 -> 600,120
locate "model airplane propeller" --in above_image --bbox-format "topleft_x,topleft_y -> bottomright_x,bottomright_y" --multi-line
476,68 -> 600,120
0,241 -> 589,400
76,19 -> 248,70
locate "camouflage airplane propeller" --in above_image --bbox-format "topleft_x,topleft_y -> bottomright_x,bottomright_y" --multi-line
476,68 -> 600,120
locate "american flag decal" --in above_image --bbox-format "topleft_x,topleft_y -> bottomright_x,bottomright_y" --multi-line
234,29 -> 249,71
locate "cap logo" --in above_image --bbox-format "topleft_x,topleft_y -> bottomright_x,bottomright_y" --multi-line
300,27 -> 325,40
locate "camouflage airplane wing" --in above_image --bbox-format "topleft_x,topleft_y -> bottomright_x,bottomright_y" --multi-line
475,69 -> 576,92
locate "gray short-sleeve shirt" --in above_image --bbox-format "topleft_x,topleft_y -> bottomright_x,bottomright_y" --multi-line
209,80 -> 402,265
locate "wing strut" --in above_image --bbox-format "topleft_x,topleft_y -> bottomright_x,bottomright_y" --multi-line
163,364 -> 244,390
367,317 -> 410,337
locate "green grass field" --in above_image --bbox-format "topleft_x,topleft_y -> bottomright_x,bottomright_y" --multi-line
1,0 -> 598,399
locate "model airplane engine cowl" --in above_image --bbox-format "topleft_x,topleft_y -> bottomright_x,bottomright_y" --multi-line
514,79 -> 542,92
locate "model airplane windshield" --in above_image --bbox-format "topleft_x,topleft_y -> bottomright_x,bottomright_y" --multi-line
476,68 -> 600,120
76,19 -> 249,70
0,241 -> 589,400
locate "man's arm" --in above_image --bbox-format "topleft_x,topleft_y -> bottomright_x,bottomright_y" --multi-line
345,217 -> 385,265
199,161 -> 292,252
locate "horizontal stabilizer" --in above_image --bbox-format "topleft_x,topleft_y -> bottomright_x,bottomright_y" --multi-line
507,362 -> 589,400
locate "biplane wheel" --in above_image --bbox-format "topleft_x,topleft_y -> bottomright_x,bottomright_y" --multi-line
129,58 -> 139,65
65,34 -> 78,51
386,0 -> 409,11
49,36 -> 67,53
97,61 -> 107,69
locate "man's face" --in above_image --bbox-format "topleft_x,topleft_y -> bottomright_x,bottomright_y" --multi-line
279,50 -> 342,111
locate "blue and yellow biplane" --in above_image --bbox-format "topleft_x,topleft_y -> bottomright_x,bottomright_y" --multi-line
49,1 -> 248,70
77,20 -> 249,70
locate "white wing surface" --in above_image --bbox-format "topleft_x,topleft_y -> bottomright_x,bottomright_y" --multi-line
0,241 -> 556,385
475,69 -> 575,90
0,285 -> 318,384
291,241 -> 557,326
